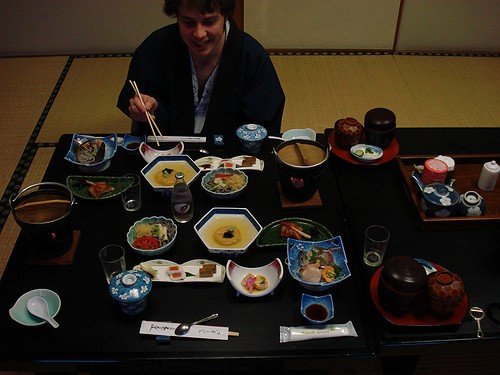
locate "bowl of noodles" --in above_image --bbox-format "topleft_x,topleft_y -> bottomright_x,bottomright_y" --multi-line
127,216 -> 177,256
201,168 -> 248,199
141,155 -> 201,194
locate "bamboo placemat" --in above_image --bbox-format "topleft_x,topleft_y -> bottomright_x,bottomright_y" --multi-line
0,148 -> 54,279
0,56 -> 67,196
394,55 -> 500,127
36,57 -> 132,143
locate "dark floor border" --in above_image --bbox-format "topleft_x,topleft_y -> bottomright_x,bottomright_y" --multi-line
267,50 -> 499,57
0,56 -> 75,231
64,51 -> 500,58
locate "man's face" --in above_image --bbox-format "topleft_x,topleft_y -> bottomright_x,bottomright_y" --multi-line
177,1 -> 226,61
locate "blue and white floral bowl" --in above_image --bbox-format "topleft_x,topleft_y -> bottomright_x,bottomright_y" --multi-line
109,270 -> 152,315
286,236 -> 351,291
236,124 -> 267,155
65,133 -> 117,173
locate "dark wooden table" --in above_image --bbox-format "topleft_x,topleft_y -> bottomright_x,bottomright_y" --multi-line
327,127 -> 500,372
1,128 -> 498,373
0,134 -> 374,373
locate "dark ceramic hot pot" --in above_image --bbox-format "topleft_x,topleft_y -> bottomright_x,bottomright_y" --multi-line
10,182 -> 76,256
273,139 -> 329,202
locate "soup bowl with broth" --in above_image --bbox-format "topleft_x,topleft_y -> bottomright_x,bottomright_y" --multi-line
274,139 -> 329,202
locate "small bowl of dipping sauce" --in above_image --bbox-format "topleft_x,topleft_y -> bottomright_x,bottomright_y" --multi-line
120,134 -> 146,152
300,293 -> 334,324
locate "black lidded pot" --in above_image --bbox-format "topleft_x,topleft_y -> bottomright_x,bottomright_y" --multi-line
364,108 -> 396,149
378,256 -> 427,315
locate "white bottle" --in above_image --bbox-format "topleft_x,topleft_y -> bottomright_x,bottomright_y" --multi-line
171,172 -> 194,223
477,160 -> 499,191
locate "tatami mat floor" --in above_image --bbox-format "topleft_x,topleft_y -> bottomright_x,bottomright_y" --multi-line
0,53 -> 498,374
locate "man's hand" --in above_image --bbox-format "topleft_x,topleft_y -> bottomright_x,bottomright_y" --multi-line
129,94 -> 158,122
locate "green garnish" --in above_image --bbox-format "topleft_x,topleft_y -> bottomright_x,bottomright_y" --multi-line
161,167 -> 174,177
365,147 -> 375,154
354,150 -> 364,157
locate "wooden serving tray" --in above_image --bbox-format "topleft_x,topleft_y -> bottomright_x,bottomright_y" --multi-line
397,154 -> 500,230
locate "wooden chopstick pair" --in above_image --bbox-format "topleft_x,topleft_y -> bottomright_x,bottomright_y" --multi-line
128,80 -> 163,146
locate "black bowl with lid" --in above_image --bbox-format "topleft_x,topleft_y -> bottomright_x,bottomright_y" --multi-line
364,108 -> 396,149
378,256 -> 427,315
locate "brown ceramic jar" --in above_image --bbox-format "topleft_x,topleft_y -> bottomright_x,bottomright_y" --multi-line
334,117 -> 363,149
427,271 -> 465,316
378,256 -> 427,315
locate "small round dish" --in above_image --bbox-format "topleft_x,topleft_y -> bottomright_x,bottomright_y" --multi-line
127,216 -> 177,256
201,168 -> 248,199
301,293 -> 334,324
64,133 -> 117,173
9,289 -> 61,326
350,144 -> 383,162
327,131 -> 399,166
119,134 -> 146,152
226,258 -> 283,297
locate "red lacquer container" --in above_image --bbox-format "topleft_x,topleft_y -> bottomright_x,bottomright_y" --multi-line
422,158 -> 448,185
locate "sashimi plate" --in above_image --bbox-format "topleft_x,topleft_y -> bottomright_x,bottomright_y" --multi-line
195,155 -> 264,171
133,259 -> 225,283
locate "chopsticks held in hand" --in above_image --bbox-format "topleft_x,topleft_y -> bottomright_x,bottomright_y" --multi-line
129,80 -> 163,146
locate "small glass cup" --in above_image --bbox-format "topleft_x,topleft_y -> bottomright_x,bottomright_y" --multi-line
99,244 -> 126,284
119,174 -> 141,212
363,225 -> 390,267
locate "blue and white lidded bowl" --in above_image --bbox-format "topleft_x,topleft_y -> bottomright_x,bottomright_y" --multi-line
458,191 -> 485,216
236,124 -> 268,155
109,270 -> 152,315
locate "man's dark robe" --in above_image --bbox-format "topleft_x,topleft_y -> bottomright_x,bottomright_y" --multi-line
117,19 -> 285,141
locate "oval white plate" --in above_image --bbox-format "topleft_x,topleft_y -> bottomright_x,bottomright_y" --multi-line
133,259 -> 225,283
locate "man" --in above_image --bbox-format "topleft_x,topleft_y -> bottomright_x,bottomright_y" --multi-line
117,0 -> 285,141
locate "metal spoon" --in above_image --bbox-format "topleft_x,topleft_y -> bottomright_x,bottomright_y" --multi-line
174,313 -> 218,335
469,306 -> 484,339
27,296 -> 59,328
